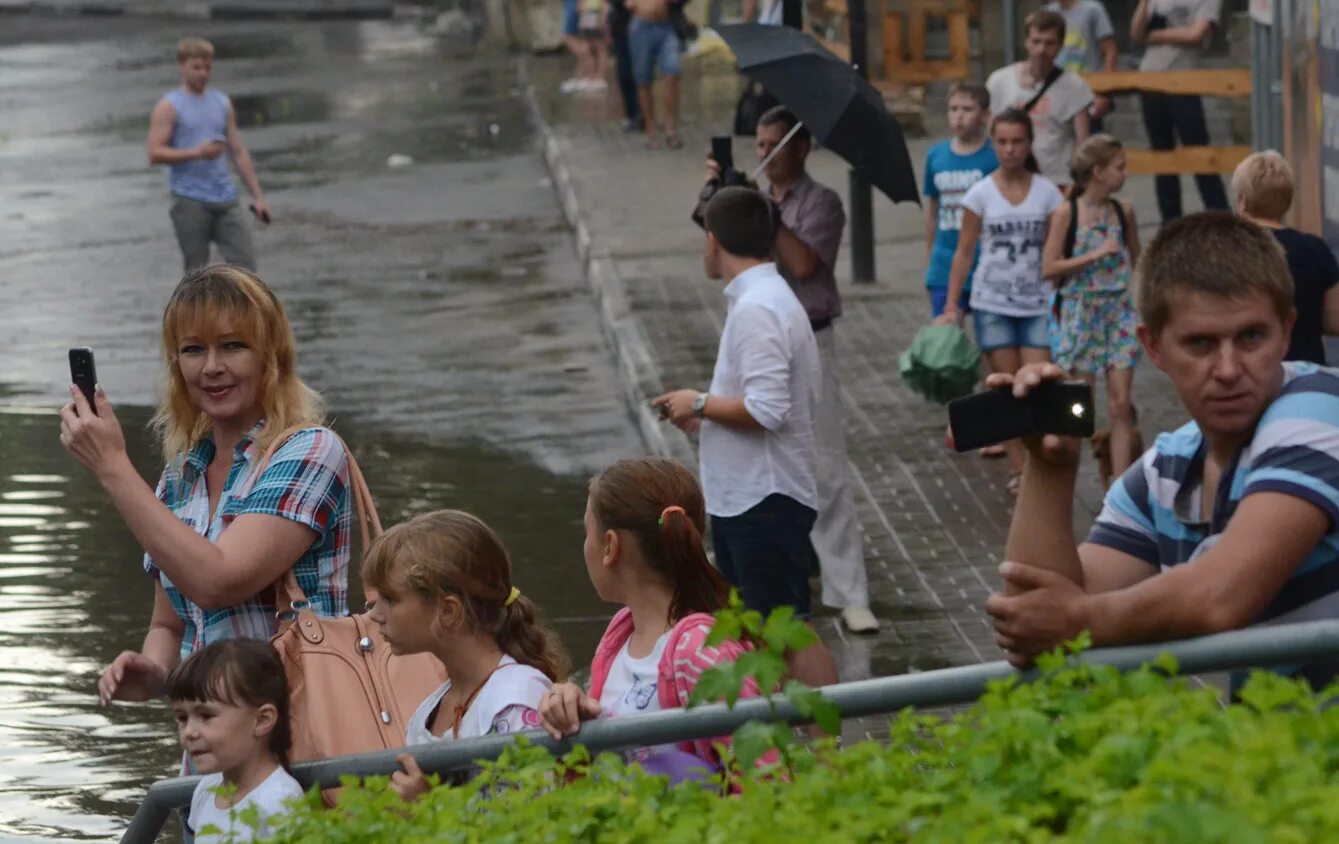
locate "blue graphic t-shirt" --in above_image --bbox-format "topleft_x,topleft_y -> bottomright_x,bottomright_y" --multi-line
923,139 -> 998,289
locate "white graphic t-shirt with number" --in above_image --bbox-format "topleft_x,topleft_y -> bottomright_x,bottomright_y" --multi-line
963,174 -> 1064,318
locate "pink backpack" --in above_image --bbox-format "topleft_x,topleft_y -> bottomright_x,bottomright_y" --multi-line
586,608 -> 760,766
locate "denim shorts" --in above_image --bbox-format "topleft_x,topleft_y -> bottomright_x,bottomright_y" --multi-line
628,18 -> 682,86
973,310 -> 1051,353
711,494 -> 817,619
563,0 -> 579,36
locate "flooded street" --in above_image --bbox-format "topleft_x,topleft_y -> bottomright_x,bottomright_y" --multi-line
0,16 -> 640,841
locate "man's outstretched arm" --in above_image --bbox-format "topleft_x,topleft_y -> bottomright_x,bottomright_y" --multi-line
990,493 -> 1328,662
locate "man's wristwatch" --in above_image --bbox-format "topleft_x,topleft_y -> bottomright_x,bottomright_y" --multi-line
692,392 -> 709,419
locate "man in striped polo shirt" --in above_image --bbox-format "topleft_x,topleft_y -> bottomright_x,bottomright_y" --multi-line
984,212 -> 1339,690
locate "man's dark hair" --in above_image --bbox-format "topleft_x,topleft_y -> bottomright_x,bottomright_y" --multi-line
758,106 -> 811,148
1025,9 -> 1066,39
705,187 -> 775,260
1137,211 -> 1292,336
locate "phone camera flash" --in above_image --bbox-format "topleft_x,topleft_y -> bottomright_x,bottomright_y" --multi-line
1071,403 -> 1086,417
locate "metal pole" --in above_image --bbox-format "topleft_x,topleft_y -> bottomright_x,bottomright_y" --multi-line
120,619 -> 1339,844
848,0 -> 876,283
1003,0 -> 1017,65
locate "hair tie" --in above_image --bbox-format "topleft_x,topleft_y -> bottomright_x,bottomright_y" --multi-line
658,505 -> 687,526
504,586 -> 521,608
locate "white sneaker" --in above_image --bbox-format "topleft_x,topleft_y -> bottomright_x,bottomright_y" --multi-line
841,607 -> 880,634
559,78 -> 583,94
584,78 -> 608,91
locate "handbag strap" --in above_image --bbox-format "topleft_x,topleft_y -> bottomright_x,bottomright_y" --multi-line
249,423 -> 381,615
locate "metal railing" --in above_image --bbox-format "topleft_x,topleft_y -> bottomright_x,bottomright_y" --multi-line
121,619 -> 1339,843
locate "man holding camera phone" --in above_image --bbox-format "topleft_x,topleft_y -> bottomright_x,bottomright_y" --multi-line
1131,0 -> 1229,222
703,107 -> 879,635
984,213 -> 1339,693
148,38 -> 272,272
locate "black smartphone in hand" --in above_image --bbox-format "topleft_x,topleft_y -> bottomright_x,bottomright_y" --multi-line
68,347 -> 98,415
248,203 -> 272,224
710,134 -> 734,175
947,380 -> 1094,453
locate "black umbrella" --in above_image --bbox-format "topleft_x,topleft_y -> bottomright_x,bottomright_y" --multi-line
716,23 -> 920,205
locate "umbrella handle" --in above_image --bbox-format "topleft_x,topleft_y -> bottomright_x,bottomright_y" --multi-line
750,120 -> 805,182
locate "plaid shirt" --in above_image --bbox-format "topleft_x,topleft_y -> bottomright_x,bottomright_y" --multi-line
144,421 -> 351,658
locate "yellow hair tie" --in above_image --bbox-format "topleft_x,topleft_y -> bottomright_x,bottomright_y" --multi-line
504,586 -> 521,608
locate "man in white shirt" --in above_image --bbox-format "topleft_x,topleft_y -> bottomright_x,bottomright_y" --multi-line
654,187 -> 839,689
986,9 -> 1093,188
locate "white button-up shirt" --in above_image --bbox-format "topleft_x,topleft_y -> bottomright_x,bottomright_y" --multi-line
700,262 -> 820,517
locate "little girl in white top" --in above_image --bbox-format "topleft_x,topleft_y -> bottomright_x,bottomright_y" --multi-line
363,509 -> 566,800
168,640 -> 304,843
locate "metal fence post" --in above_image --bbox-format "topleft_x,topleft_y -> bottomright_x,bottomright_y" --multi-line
119,619 -> 1339,844
848,0 -> 876,283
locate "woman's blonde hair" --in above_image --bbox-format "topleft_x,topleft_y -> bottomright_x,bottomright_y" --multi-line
1069,134 -> 1124,199
151,264 -> 324,461
362,510 -> 569,682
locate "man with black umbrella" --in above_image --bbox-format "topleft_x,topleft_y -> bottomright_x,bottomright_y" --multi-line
705,106 -> 880,635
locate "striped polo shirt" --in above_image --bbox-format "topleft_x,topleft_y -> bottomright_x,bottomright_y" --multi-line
1089,361 -> 1339,690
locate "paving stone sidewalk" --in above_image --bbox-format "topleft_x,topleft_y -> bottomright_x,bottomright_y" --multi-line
527,55 -> 1222,737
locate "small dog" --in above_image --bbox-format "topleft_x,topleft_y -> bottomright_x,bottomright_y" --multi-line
1091,407 -> 1144,490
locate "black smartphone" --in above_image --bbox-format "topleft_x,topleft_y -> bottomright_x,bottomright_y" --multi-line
710,134 -> 734,175
248,203 -> 272,224
947,380 -> 1094,453
68,347 -> 98,414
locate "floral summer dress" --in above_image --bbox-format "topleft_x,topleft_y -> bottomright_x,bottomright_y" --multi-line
1051,207 -> 1141,374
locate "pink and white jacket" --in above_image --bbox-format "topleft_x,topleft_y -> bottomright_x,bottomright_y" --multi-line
586,608 -> 762,767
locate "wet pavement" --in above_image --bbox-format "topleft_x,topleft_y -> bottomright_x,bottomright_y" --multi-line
0,16 -> 641,841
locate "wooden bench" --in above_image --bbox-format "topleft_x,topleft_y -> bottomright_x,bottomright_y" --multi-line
1082,69 -> 1252,175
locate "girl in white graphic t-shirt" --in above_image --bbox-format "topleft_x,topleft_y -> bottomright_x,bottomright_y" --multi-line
363,510 -> 566,800
938,108 -> 1064,490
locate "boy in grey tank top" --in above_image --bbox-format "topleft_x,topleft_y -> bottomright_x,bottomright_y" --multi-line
147,38 -> 271,272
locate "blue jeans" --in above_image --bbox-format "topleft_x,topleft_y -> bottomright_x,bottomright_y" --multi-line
628,18 -> 681,86
711,494 -> 817,619
612,32 -> 641,122
973,310 -> 1050,353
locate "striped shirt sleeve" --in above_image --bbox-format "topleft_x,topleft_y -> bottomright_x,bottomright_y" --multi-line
1242,388 -> 1339,526
1086,451 -> 1161,565
225,427 -> 349,535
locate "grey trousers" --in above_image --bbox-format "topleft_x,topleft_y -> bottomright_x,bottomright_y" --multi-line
169,195 -> 257,272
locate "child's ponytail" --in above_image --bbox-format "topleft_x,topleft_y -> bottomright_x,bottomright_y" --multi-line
657,505 -> 728,622
496,592 -> 570,683
590,457 -> 727,625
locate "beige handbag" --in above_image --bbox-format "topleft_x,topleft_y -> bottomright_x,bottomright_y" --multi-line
253,427 -> 447,776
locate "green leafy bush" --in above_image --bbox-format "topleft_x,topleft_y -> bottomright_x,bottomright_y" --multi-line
263,633 -> 1339,843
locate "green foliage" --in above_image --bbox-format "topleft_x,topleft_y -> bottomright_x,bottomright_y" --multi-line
260,606 -> 1339,842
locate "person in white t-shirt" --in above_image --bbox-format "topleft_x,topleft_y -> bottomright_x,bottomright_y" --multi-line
362,510 -> 565,799
986,9 -> 1093,189
938,109 -> 1064,491
168,640 -> 304,844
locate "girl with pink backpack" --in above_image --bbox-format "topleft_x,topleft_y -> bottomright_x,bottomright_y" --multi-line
538,457 -> 759,776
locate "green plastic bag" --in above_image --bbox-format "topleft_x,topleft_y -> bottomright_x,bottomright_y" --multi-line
898,323 -> 981,405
